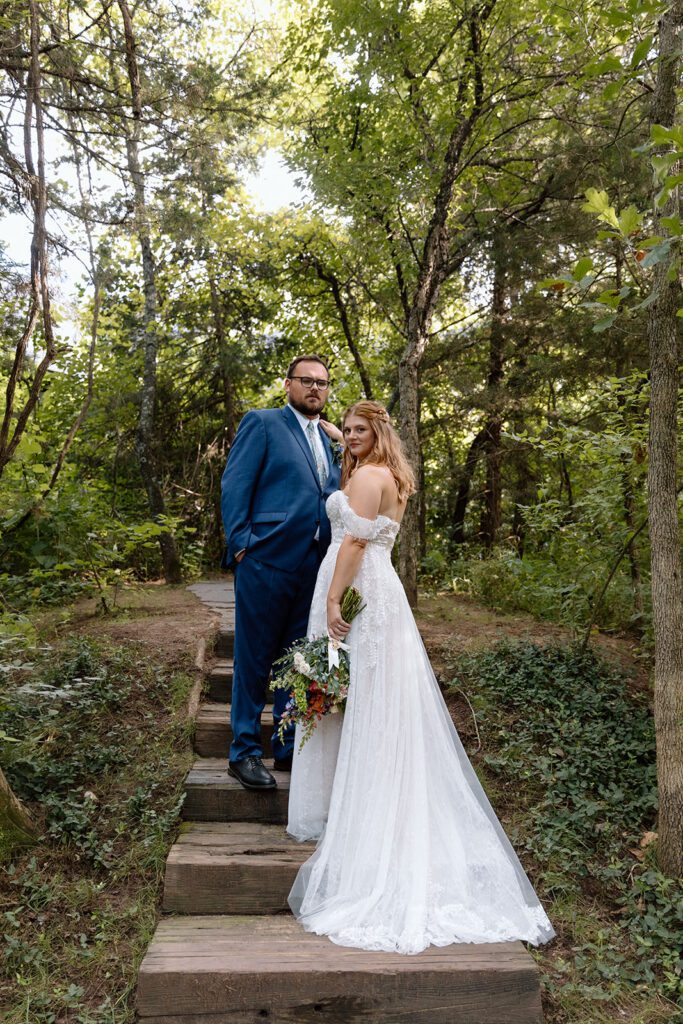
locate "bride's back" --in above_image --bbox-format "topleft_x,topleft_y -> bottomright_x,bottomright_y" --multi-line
344,464 -> 406,525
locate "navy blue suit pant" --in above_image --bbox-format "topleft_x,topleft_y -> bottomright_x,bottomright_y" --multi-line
230,543 -> 321,763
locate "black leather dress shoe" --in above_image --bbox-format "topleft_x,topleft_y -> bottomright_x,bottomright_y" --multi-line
228,756 -> 276,790
274,753 -> 293,772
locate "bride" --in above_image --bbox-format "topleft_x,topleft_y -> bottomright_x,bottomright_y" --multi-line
287,400 -> 555,955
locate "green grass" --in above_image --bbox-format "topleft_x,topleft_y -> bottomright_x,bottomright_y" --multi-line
0,637 -> 195,1023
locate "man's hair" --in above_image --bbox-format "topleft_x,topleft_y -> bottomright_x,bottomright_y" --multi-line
286,354 -> 329,379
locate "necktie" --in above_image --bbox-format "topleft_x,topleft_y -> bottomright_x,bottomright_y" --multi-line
306,421 -> 327,487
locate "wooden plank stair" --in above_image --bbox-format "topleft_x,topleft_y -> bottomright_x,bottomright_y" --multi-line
194,703 -> 272,758
137,578 -> 545,1023
206,658 -> 233,702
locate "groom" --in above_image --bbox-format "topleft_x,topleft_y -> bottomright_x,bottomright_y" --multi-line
220,355 -> 341,789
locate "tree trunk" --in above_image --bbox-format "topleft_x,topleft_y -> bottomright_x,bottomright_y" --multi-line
647,0 -> 683,877
208,271 -> 238,444
398,349 -> 422,606
451,427 -> 488,545
511,436 -> 534,557
308,256 -> 374,399
118,0 -> 181,584
1,125 -> 101,542
0,767 -> 37,851
479,422 -> 502,549
0,0 -> 56,480
479,234 -> 506,549
621,466 -> 645,623
613,259 -> 645,626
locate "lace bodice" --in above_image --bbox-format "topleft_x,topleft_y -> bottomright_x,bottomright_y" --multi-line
326,490 -> 400,552
306,490 -> 404,670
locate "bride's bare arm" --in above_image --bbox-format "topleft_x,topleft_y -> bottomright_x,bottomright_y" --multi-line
326,468 -> 384,639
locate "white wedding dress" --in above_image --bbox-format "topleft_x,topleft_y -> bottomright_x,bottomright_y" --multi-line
287,490 -> 555,954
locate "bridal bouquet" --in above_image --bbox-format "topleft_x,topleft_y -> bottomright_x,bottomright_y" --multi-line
272,586 -> 366,748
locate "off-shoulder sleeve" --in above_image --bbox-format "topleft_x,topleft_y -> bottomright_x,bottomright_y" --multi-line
340,501 -> 384,541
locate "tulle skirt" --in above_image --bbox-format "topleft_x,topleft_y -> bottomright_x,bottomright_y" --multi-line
287,543 -> 555,955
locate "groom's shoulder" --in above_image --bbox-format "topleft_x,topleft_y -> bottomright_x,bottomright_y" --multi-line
240,406 -> 287,428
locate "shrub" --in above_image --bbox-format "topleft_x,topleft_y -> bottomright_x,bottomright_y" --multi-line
446,641 -> 681,1005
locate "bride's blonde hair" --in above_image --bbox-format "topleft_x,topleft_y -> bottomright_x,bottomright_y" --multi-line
341,401 -> 416,502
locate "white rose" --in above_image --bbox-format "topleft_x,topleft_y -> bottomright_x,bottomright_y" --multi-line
294,652 -> 313,677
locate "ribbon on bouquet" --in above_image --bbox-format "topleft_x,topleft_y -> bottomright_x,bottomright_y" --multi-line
328,637 -> 350,670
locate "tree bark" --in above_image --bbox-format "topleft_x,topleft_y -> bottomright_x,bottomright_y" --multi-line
451,427 -> 488,545
395,4 -> 496,604
647,0 -> 683,877
0,0 -> 56,480
1,125 -> 100,542
613,257 -> 645,626
479,234 -> 506,549
398,348 -> 422,605
118,0 -> 181,583
0,766 -> 37,850
208,270 -> 238,444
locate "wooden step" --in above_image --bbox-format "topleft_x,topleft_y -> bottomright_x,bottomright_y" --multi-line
215,628 -> 234,659
163,822 -> 314,914
205,658 -> 233,702
137,916 -> 544,1023
194,703 -> 273,758
183,758 -> 290,823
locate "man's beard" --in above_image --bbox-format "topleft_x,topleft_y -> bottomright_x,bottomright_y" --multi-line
289,394 -> 326,417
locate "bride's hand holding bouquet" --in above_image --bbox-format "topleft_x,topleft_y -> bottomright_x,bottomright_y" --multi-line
272,586 -> 366,748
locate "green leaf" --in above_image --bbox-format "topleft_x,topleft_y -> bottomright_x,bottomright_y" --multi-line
651,153 -> 678,181
596,289 -> 624,309
618,205 -> 643,236
630,37 -> 652,69
638,235 -> 664,248
651,124 -> 675,145
651,124 -> 683,149
582,188 -> 620,229
593,314 -> 617,332
583,55 -> 623,78
572,257 -> 593,280
602,81 -> 622,102
537,276 -> 572,290
660,214 -> 683,235
632,290 -> 659,312
640,239 -> 673,268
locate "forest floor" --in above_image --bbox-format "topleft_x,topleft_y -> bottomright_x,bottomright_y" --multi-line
0,580 -> 677,1024
415,589 -> 648,680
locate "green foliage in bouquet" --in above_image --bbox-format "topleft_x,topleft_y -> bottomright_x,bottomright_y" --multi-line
272,586 -> 366,748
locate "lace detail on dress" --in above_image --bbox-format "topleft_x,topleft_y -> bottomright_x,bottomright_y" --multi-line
287,487 -> 555,953
331,491 -> 400,548
302,491 -> 402,674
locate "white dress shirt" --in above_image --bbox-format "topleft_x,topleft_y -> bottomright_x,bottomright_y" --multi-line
288,404 -> 330,476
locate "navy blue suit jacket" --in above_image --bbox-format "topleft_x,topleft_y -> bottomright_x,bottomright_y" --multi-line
221,406 -> 341,572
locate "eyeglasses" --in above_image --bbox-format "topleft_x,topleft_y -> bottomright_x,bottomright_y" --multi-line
288,376 -> 331,391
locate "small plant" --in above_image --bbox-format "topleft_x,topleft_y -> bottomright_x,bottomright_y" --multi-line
446,640 -> 682,1011
0,634 -> 193,1022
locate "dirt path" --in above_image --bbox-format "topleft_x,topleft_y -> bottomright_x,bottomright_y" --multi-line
39,581 -> 649,693
38,583 -> 218,671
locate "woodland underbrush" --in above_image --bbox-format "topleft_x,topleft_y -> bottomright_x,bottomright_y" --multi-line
446,640 -> 682,1024
1,601 -> 679,1024
0,635 -> 195,1023
423,544 -> 650,640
